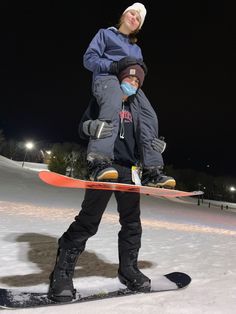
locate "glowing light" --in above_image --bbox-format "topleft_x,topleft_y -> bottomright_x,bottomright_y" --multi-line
25,142 -> 34,150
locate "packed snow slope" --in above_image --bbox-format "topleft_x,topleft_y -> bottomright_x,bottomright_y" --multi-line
0,155 -> 236,314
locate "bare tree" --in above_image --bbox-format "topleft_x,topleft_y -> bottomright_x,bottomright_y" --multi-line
0,129 -> 5,152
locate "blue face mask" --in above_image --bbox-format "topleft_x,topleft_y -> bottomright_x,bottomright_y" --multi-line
120,82 -> 138,97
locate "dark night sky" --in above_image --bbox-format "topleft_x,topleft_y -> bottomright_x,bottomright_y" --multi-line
0,1 -> 236,176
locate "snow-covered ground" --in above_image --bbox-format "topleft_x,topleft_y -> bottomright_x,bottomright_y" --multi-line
0,155 -> 236,313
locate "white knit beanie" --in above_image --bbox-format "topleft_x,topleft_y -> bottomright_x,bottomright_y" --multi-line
123,2 -> 147,29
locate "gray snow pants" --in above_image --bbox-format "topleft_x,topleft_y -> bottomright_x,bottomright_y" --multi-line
88,75 -> 164,168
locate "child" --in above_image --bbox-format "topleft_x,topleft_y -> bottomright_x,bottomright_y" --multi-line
83,62 -> 176,188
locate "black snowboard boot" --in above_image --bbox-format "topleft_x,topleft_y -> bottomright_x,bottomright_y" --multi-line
118,250 -> 151,292
141,167 -> 176,188
48,247 -> 82,302
87,153 -> 118,182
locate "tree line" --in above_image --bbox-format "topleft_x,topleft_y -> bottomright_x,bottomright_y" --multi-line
0,129 -> 235,202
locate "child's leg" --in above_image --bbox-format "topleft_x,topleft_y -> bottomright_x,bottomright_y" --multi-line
133,89 -> 164,168
88,76 -> 123,160
133,89 -> 176,188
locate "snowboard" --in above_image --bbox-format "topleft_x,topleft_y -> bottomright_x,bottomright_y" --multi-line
0,272 -> 191,309
39,171 -> 203,198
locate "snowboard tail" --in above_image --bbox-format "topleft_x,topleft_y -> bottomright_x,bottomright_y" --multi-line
39,171 -> 203,198
0,272 -> 191,309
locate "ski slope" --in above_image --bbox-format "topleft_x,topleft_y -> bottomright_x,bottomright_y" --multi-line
0,155 -> 236,313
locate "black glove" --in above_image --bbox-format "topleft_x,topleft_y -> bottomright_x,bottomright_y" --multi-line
82,119 -> 113,139
109,56 -> 138,75
137,59 -> 148,75
151,137 -> 166,153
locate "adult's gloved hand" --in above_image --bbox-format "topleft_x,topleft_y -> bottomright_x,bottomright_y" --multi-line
109,56 -> 138,75
151,137 -> 166,153
82,119 -> 113,139
137,59 -> 148,75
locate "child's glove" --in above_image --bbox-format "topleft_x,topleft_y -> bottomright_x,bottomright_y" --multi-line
151,137 -> 166,153
83,119 -> 113,139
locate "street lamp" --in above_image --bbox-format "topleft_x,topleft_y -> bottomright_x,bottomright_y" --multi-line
229,186 -> 236,202
229,186 -> 236,192
22,141 -> 34,167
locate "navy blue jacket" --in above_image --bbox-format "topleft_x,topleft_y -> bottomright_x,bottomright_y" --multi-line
83,27 -> 143,82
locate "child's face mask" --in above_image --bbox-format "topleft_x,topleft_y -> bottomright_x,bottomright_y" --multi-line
120,81 -> 138,97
